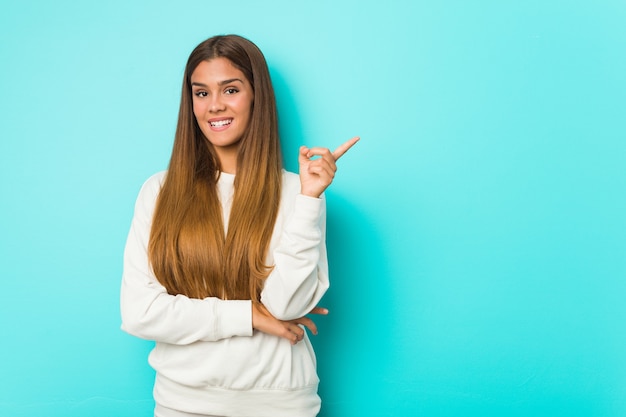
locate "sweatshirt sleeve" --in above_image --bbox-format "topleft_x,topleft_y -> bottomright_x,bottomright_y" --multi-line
260,191 -> 329,321
120,173 -> 253,345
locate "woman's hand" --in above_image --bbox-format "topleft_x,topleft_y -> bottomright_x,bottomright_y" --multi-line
299,136 -> 360,198
252,303 -> 328,345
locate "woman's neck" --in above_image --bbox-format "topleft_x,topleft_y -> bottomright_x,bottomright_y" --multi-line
215,146 -> 239,174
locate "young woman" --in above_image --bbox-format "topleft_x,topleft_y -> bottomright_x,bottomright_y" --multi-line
120,34 -> 358,417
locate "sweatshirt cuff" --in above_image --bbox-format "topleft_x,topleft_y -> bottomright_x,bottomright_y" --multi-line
294,194 -> 323,225
214,299 -> 253,339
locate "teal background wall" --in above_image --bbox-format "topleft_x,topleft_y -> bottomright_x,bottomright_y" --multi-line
1,0 -> 625,416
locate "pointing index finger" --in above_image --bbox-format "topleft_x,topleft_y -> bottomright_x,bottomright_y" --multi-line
332,136 -> 360,160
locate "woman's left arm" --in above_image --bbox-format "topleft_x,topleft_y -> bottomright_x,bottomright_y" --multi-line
261,137 -> 359,320
260,193 -> 329,321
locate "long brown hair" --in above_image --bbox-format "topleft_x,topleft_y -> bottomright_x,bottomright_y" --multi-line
148,35 -> 282,301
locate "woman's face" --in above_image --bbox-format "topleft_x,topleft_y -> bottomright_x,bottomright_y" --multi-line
190,57 -> 253,160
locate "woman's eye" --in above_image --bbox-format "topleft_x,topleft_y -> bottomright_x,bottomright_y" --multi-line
225,88 -> 238,95
194,91 -> 208,98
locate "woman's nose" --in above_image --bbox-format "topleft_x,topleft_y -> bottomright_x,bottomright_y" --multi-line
209,95 -> 225,113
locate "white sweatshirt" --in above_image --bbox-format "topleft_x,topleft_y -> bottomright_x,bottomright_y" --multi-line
120,170 -> 329,417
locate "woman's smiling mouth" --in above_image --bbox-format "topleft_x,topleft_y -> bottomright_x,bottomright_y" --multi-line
209,118 -> 233,129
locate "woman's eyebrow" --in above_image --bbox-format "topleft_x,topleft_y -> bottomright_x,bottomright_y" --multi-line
219,78 -> 243,86
191,78 -> 244,87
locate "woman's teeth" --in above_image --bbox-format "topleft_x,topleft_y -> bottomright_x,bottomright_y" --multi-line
210,119 -> 232,127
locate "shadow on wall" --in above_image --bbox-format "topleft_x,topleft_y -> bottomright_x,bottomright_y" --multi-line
269,66 -> 305,173
317,192 -> 394,416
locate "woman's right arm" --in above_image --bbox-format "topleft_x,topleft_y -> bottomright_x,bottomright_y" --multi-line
120,173 -> 253,345
120,173 -> 319,346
